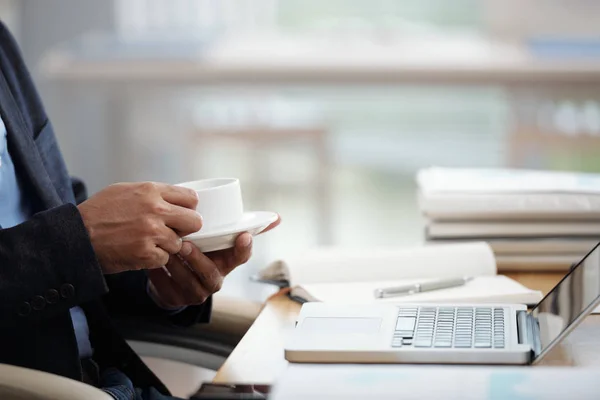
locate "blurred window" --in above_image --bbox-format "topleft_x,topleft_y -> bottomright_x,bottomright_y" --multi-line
106,1 -> 600,286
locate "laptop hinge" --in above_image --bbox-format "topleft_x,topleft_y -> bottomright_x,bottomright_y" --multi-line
517,311 -> 542,357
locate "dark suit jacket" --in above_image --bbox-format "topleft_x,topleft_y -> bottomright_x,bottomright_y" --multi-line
0,22 -> 211,395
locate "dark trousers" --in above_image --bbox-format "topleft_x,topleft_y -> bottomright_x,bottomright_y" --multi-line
100,368 -> 183,400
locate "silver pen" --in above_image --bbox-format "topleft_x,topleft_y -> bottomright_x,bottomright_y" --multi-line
373,276 -> 473,299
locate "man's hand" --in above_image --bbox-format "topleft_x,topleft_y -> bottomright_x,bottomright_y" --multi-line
77,182 -> 203,274
147,216 -> 281,307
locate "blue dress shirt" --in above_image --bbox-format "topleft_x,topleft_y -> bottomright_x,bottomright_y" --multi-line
0,114 -> 32,225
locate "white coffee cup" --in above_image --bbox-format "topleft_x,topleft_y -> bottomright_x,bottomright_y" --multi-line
176,178 -> 244,231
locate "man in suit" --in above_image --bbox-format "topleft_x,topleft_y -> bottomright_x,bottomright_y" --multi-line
0,21 -> 279,399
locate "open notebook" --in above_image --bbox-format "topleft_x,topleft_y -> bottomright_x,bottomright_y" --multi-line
254,242 -> 543,305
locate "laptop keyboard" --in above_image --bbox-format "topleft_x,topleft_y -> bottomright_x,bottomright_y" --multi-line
391,307 -> 505,349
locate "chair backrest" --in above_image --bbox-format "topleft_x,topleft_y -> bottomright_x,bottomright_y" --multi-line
0,363 -> 112,400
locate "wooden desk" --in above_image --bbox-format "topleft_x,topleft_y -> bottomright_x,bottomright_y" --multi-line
213,273 -> 600,384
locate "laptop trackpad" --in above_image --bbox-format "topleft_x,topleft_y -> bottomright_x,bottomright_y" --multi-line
300,317 -> 382,335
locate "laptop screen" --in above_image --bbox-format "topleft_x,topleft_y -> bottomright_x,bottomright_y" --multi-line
530,242 -> 600,362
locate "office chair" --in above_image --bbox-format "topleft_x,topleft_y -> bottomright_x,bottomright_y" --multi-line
0,363 -> 111,400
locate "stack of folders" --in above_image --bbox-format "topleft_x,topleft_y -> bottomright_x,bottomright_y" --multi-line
417,167 -> 600,272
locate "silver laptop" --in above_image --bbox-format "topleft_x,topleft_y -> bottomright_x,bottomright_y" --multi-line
284,242 -> 600,365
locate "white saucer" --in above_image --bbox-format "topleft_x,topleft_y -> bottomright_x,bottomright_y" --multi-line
183,211 -> 278,253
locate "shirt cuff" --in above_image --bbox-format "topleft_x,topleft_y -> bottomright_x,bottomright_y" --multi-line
146,281 -> 187,315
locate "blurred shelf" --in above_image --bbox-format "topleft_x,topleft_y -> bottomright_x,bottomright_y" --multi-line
510,130 -> 600,147
39,34 -> 600,86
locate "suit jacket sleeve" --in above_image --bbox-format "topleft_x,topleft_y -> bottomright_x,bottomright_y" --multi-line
0,204 -> 109,327
0,180 -> 210,328
71,179 -> 211,326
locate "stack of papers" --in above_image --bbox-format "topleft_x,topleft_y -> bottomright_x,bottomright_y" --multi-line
256,242 -> 542,306
417,167 -> 600,271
